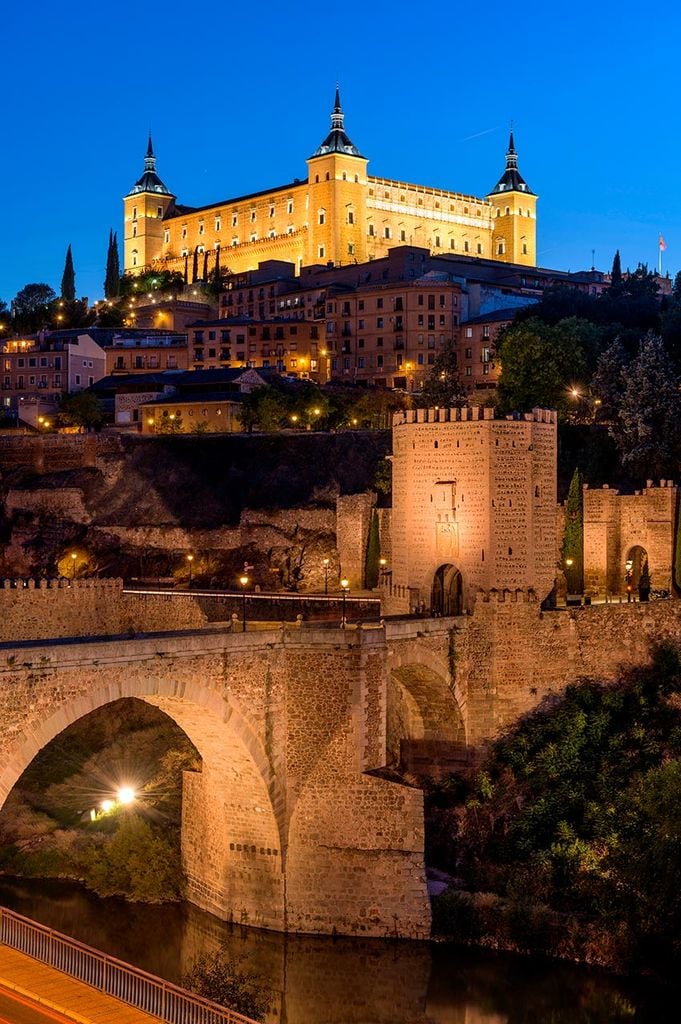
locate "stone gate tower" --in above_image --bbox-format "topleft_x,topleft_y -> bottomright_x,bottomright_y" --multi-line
388,406 -> 557,614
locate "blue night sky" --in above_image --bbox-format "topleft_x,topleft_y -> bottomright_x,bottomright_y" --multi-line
1,0 -> 678,304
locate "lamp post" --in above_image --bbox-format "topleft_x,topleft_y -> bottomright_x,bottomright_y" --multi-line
323,557 -> 330,595
70,552 -> 77,579
186,553 -> 194,589
340,577 -> 349,629
240,574 -> 249,632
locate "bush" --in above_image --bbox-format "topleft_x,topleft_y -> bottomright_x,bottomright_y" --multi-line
182,948 -> 270,1022
83,814 -> 183,901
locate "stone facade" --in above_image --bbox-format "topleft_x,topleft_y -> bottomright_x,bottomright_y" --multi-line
0,578 -> 208,643
387,406 -> 557,614
0,625 -> 429,939
583,481 -> 678,597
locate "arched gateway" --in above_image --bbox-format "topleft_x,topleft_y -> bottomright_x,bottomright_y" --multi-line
0,627 -> 430,939
431,564 -> 463,616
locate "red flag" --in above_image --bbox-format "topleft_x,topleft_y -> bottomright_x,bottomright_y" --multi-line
659,234 -> 667,251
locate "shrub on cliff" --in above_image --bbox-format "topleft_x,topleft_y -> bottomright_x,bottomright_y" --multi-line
429,642 -> 681,973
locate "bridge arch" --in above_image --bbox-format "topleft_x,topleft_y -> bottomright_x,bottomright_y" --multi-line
0,676 -> 286,931
386,643 -> 466,774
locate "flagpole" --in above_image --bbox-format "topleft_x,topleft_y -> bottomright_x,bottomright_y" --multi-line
659,236 -> 662,276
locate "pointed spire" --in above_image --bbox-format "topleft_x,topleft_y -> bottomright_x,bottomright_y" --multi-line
487,128 -> 534,196
331,86 -> 345,131
310,86 -> 365,160
127,134 -> 173,197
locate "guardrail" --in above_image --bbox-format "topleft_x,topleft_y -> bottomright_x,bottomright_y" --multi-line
0,906 -> 258,1024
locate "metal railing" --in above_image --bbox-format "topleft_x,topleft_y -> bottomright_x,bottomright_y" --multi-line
0,906 -> 258,1024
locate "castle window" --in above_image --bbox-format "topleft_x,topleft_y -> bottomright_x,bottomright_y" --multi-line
477,243 -> 483,254
400,229 -> 406,241
464,240 -> 469,252
132,249 -> 138,266
326,172 -> 330,181
318,210 -> 325,225
355,175 -> 359,183
342,172 -> 347,181
496,209 -> 501,217
348,243 -> 355,255
157,206 -> 163,218
287,225 -> 294,234
463,206 -> 468,214
450,239 -> 456,249
232,214 -> 238,227
182,225 -> 187,239
384,226 -> 391,239
132,224 -> 137,237
164,229 -> 170,244
418,197 -> 423,206
435,236 -> 441,247
132,207 -> 137,220
482,550 -> 485,562
198,222 -> 204,235
315,175 -> 319,183
250,210 -> 256,222
181,247 -> 188,257
508,547 -> 513,556
368,223 -> 375,236
435,201 -> 440,209
215,217 -> 221,231
523,242 -> 528,255
535,485 -> 540,497
287,200 -> 293,213
497,242 -> 505,255
269,205 -> 275,217
318,246 -> 325,258
477,209 -> 482,217
269,230 -> 276,238
250,233 -> 256,242
505,207 -> 510,215
434,440 -> 438,448
347,210 -> 354,224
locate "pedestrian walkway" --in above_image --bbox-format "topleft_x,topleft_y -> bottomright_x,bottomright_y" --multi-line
0,946 -> 162,1023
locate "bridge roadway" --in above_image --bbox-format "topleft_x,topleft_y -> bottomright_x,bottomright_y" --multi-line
0,947 -> 161,1023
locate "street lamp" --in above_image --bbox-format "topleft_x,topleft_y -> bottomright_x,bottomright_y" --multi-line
340,577 -> 349,629
186,553 -> 194,588
323,557 -> 330,595
70,552 -> 77,579
239,574 -> 249,632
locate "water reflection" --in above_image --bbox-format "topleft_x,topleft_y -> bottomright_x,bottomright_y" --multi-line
0,879 -> 675,1023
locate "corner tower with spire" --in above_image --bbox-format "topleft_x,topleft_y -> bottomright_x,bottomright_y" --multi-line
486,130 -> 537,267
123,135 -> 175,274
306,88 -> 369,266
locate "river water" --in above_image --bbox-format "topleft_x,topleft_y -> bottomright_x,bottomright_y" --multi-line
0,877 -> 676,1023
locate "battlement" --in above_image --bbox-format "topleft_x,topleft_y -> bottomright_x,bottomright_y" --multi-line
392,406 -> 557,427
1,577 -> 123,592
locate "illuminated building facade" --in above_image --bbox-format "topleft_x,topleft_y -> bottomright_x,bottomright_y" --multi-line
123,92 -> 537,279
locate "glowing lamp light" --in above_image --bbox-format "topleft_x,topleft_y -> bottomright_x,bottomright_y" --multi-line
239,574 -> 249,587
340,578 -> 349,590
117,787 -> 135,805
565,557 -> 574,568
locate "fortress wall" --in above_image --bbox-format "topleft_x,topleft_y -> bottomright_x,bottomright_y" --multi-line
0,579 -> 207,643
457,595 -> 681,744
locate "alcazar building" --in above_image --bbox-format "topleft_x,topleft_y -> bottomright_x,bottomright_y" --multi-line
123,91 -> 537,279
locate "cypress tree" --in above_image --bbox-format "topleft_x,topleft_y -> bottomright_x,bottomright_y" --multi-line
192,247 -> 199,284
183,253 -> 189,284
104,230 -> 120,299
61,244 -> 76,301
364,510 -> 381,589
674,498 -> 681,595
202,249 -> 208,282
610,249 -> 623,291
561,467 -> 584,594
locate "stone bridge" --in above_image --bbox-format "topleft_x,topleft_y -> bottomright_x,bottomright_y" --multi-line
0,620 -> 460,939
3,579 -> 681,938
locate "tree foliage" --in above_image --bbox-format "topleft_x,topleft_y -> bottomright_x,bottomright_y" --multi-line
104,230 -> 120,299
613,333 -> 681,479
12,283 -> 57,332
58,391 -> 104,430
364,509 -> 380,588
83,814 -> 183,902
428,643 -> 681,974
496,317 -> 597,415
419,341 -> 468,408
561,467 -> 583,593
61,245 -> 76,301
183,947 -> 270,1022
